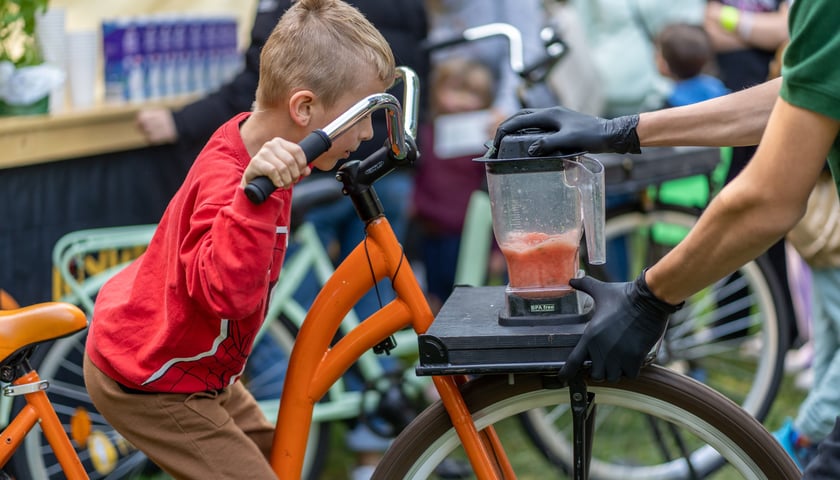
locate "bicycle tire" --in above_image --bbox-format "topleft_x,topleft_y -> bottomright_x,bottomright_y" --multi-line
373,366 -> 800,479
519,205 -> 789,478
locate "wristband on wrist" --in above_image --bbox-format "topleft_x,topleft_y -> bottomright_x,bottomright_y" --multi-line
719,5 -> 740,33
736,11 -> 754,39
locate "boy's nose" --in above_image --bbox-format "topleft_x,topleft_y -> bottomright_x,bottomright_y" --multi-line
359,117 -> 375,141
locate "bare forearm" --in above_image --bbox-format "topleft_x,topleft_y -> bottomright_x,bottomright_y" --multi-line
741,5 -> 789,51
705,3 -> 788,52
646,184 -> 791,304
636,78 -> 781,147
644,99 -> 839,304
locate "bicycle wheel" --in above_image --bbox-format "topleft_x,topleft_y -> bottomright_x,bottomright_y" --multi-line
373,367 -> 800,479
520,205 -> 789,478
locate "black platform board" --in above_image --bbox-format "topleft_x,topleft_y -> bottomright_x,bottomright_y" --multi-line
416,286 -> 587,376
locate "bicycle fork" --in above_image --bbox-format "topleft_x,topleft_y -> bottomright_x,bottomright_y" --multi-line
433,375 -> 516,479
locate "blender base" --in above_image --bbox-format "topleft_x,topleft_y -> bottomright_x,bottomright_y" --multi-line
416,285 -> 592,376
500,289 -> 590,326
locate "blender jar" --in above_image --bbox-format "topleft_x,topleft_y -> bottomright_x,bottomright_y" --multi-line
480,131 -> 605,299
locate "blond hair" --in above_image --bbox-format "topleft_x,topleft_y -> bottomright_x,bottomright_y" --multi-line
256,0 -> 395,109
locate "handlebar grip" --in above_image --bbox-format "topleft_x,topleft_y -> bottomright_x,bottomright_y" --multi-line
244,130 -> 333,204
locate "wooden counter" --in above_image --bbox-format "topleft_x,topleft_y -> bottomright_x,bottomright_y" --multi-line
0,96 -> 197,169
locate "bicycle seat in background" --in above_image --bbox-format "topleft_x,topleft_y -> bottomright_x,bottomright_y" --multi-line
0,303 -> 87,365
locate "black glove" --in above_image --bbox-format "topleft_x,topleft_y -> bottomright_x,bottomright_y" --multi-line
492,106 -> 641,156
558,271 -> 682,382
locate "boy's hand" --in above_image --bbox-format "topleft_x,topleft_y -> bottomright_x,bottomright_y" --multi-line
558,272 -> 681,382
242,138 -> 311,190
492,107 -> 642,156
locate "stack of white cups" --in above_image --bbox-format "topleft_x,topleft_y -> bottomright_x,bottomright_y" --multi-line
35,7 -> 67,113
66,30 -> 100,109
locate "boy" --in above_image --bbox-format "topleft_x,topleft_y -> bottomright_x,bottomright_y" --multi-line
83,0 -> 396,478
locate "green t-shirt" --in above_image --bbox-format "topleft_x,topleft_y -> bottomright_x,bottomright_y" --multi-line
780,0 -> 840,194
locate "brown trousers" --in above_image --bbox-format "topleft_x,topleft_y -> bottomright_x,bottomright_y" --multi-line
83,353 -> 277,479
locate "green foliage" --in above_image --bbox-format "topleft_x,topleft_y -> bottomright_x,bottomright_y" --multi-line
0,0 -> 50,67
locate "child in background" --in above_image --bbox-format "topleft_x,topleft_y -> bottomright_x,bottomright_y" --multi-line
412,56 -> 495,312
654,22 -> 730,212
655,23 -> 729,108
82,1 -> 395,478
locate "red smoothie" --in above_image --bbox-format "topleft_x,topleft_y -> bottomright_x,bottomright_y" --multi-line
500,230 -> 580,297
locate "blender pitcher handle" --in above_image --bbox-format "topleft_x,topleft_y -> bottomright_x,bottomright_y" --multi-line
579,156 -> 606,265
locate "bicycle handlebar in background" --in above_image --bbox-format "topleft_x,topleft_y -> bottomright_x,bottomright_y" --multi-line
244,66 -> 420,204
421,22 -> 567,89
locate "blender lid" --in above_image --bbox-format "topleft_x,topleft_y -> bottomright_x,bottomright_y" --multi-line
477,128 -> 586,174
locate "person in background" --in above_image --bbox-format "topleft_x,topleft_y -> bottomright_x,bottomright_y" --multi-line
411,56 -> 495,313
652,22 -> 729,222
492,0 -> 839,474
570,0 -> 706,118
84,1 -> 395,478
704,0 -> 789,93
136,0 -> 291,159
421,0 -> 555,287
655,22 -> 729,108
424,0 -> 555,133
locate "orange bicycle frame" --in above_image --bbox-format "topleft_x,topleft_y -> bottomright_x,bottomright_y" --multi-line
269,217 -> 514,479
0,371 -> 88,478
0,302 -> 89,479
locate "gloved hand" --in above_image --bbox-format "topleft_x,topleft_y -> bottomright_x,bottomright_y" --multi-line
559,271 -> 682,382
492,106 -> 641,156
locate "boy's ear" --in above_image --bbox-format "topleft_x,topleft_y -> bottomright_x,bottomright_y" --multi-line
289,89 -> 318,127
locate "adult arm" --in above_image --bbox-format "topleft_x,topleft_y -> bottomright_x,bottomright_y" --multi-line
645,98 -> 840,305
705,2 -> 789,53
637,77 -> 781,147
493,77 -> 781,155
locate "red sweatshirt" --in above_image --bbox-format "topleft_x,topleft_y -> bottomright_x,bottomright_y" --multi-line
87,113 -> 292,393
